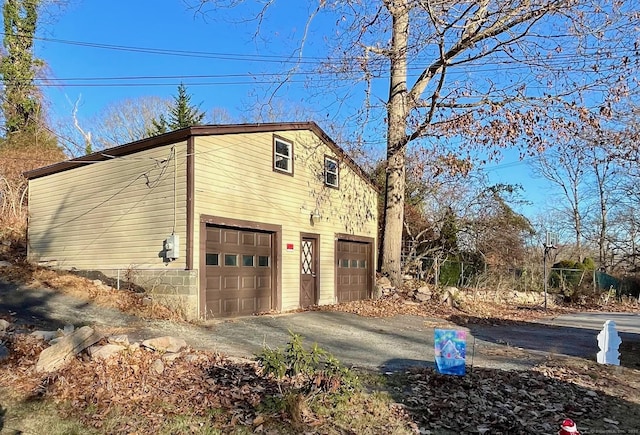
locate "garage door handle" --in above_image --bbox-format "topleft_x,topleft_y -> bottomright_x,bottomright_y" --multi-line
312,273 -> 316,278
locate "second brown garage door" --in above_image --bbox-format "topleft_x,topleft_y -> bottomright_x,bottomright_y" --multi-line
204,224 -> 274,318
336,239 -> 372,303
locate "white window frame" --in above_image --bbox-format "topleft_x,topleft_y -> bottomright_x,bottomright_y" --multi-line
324,156 -> 339,188
273,137 -> 293,174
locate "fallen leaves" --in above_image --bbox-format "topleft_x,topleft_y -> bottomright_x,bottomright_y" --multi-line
392,362 -> 640,434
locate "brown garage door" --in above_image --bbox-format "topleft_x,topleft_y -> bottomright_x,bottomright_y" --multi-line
204,225 -> 273,318
336,239 -> 372,302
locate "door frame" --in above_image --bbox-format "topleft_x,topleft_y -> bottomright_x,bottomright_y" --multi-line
300,232 -> 320,307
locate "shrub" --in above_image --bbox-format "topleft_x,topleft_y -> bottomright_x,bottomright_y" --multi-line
255,331 -> 360,396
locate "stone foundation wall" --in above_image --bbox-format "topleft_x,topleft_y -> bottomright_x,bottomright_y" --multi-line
71,268 -> 200,319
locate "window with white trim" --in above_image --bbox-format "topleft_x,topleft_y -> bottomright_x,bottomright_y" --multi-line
274,137 -> 293,174
324,156 -> 339,188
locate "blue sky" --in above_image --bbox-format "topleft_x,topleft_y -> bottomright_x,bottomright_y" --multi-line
30,1 -> 549,218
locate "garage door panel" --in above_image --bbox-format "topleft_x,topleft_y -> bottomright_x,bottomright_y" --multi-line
205,224 -> 274,318
240,298 -> 256,312
205,275 -> 221,290
223,229 -> 239,244
257,276 -> 271,288
242,233 -> 255,245
257,234 -> 271,247
241,276 -> 256,289
222,276 -> 239,289
223,299 -> 239,313
207,228 -> 221,244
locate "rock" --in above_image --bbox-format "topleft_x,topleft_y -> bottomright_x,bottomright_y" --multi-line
142,296 -> 153,306
441,290 -> 456,307
141,336 -> 187,353
443,286 -> 459,296
107,334 -> 130,346
416,286 -> 431,295
377,276 -> 392,288
31,330 -> 58,342
89,343 -> 126,360
415,292 -> 431,302
162,353 -> 182,363
63,324 -> 75,335
151,358 -> 165,374
36,326 -> 102,372
185,354 -> 207,363
0,319 -> 10,331
0,260 -> 11,268
92,279 -> 103,287
0,344 -> 9,361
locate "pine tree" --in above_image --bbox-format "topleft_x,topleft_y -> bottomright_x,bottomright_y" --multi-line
150,84 -> 205,135
1,0 -> 42,135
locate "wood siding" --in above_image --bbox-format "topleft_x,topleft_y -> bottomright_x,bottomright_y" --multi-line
192,130 -> 378,312
28,142 -> 188,269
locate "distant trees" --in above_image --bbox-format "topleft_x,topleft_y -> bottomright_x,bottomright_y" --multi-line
198,0 -> 640,286
531,137 -> 588,262
149,84 -> 205,135
90,96 -> 172,150
1,0 -> 42,135
59,86 -> 209,155
461,185 -> 534,270
0,0 -> 65,236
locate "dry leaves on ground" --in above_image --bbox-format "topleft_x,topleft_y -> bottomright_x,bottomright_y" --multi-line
0,334 -> 285,433
317,294 -> 576,326
1,264 -> 183,321
393,360 -> 640,434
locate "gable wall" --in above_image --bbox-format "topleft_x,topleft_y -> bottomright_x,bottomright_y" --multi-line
193,130 -> 378,312
28,141 -> 189,270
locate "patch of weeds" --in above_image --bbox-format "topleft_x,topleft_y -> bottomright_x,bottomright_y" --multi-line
256,331 -> 361,397
255,332 -> 363,428
0,389 -> 97,435
312,391 -> 415,435
158,415 -> 223,435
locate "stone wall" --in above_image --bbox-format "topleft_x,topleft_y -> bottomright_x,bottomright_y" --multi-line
71,268 -> 199,319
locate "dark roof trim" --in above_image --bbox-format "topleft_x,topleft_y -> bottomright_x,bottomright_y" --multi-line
24,122 -> 377,190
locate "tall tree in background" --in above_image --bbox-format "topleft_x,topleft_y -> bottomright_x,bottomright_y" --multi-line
1,0 -> 42,134
150,83 -> 205,135
197,1 -> 640,286
531,138 -> 587,262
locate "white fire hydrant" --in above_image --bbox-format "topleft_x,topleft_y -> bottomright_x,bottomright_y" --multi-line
596,320 -> 622,365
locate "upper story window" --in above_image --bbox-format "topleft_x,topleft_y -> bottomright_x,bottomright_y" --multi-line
324,156 -> 339,188
273,137 -> 293,175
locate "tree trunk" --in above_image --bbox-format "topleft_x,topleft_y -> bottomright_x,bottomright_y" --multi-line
380,2 -> 409,287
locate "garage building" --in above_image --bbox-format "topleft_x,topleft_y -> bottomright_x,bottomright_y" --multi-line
25,122 -> 378,319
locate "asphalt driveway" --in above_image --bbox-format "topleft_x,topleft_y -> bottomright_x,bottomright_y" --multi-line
1,279 -> 638,371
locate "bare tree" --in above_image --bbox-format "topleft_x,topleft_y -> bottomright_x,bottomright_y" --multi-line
195,0 -> 640,285
531,137 -> 587,261
91,96 -> 171,149
583,138 -> 621,270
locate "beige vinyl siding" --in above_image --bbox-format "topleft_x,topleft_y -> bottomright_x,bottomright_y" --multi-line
193,130 -> 377,311
28,142 -> 188,269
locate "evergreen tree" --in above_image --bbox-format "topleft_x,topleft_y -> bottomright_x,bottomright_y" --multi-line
1,0 -> 42,135
150,84 -> 205,135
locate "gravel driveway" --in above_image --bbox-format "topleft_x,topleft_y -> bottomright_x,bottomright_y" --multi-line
2,279 -> 637,371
